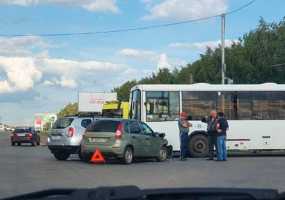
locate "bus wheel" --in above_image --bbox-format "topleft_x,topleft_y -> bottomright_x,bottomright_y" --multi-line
189,134 -> 208,158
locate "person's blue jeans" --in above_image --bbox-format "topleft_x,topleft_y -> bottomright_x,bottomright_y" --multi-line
180,132 -> 189,159
217,135 -> 227,161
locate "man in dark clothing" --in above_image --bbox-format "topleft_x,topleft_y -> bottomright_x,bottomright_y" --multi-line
178,112 -> 192,161
206,110 -> 218,160
216,112 -> 229,161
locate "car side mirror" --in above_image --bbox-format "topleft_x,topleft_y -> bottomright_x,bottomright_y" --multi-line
157,132 -> 165,138
201,117 -> 207,123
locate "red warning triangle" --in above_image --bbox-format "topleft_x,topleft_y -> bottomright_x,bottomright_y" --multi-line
90,148 -> 105,163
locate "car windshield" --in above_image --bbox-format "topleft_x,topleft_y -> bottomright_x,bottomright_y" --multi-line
1,0 -> 285,199
52,118 -> 74,129
87,120 -> 121,133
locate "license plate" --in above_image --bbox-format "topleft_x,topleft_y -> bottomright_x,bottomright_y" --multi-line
17,133 -> 26,137
88,138 -> 107,143
51,136 -> 61,140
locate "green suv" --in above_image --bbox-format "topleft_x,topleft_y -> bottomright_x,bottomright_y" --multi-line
80,119 -> 170,164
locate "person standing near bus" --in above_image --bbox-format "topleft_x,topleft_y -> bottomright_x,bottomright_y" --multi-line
178,112 -> 192,161
206,110 -> 218,160
216,112 -> 229,161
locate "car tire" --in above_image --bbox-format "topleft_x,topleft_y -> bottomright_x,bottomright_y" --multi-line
53,151 -> 70,161
11,142 -> 15,146
80,153 -> 92,163
17,142 -> 21,146
78,152 -> 83,161
122,147 -> 133,164
189,134 -> 208,158
32,140 -> 37,146
166,145 -> 173,159
156,146 -> 168,162
78,146 -> 83,160
37,137 -> 40,145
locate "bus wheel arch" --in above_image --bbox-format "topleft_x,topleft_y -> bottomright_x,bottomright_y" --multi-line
188,131 -> 209,158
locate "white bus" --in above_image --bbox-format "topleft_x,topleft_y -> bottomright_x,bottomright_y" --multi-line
129,83 -> 285,157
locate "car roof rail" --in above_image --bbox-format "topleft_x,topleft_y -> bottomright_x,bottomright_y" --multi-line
78,112 -> 102,118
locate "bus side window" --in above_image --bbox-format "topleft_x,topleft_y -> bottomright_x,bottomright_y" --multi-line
145,91 -> 179,122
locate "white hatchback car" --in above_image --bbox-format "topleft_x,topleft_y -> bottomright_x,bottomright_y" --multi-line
48,116 -> 94,160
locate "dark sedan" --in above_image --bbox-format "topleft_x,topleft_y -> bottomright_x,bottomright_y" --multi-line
11,127 -> 40,146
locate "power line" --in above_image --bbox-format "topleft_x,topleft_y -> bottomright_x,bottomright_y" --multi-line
0,0 -> 256,38
226,0 -> 256,15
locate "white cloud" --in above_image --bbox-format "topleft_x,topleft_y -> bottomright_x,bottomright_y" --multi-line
143,0 -> 228,20
0,53 -> 129,92
43,76 -> 77,88
82,0 -> 118,12
0,0 -> 119,13
169,39 -> 239,51
119,47 -> 186,71
157,53 -> 172,70
0,80 -> 12,93
40,57 -> 125,75
40,57 -> 129,89
0,36 -> 48,56
0,37 -> 132,91
0,56 -> 42,93
43,80 -> 55,86
59,77 -> 77,88
118,48 -> 158,61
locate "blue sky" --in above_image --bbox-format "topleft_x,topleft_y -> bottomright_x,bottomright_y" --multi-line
0,0 -> 284,125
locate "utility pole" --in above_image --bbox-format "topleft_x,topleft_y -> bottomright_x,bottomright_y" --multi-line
221,14 -> 226,84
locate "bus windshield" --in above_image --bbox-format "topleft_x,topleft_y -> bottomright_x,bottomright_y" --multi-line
130,89 -> 141,120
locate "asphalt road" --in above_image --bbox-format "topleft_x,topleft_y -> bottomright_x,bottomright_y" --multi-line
1,132 -> 285,198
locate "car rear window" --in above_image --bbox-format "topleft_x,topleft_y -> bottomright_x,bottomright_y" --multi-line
14,128 -> 31,133
102,109 -> 123,118
87,120 -> 121,132
53,118 -> 74,129
81,119 -> 92,128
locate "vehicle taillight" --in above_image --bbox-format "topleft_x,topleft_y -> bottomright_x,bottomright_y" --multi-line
27,133 -> 33,138
115,123 -> 123,140
67,127 -> 75,137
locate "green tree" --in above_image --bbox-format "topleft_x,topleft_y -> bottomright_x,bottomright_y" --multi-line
140,68 -> 176,84
113,80 -> 137,101
57,103 -> 78,118
113,17 -> 285,100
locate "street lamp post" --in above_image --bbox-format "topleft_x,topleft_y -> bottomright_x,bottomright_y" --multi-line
221,14 -> 226,84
